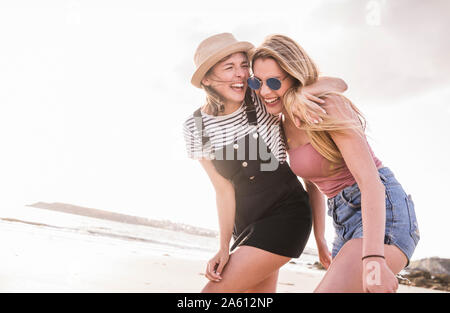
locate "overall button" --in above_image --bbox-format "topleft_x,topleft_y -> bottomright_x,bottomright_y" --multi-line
249,176 -> 255,180
253,133 -> 259,139
233,144 -> 239,149
242,162 -> 248,167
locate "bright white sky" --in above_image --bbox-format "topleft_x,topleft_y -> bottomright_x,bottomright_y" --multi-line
0,0 -> 449,260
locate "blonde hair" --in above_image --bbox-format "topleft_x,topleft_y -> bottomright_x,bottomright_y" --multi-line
201,78 -> 225,116
251,34 -> 366,169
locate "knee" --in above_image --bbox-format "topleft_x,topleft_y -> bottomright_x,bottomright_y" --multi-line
339,238 -> 363,256
329,238 -> 363,266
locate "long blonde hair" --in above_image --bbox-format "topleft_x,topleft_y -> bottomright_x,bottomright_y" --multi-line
251,34 -> 366,169
201,82 -> 225,116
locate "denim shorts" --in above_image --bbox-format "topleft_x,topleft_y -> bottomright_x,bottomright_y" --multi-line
327,167 -> 420,267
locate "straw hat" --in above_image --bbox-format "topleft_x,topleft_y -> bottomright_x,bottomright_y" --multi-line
191,33 -> 254,88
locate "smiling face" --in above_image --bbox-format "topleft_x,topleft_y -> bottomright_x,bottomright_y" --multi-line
252,57 -> 295,115
201,52 -> 249,108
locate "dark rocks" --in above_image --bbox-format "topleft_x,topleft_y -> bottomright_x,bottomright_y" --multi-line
311,261 -> 326,271
407,257 -> 450,275
399,257 -> 450,291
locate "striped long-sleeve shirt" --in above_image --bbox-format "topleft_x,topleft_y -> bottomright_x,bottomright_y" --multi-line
183,91 -> 287,162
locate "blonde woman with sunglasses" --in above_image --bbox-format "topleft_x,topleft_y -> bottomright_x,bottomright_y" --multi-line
250,34 -> 420,293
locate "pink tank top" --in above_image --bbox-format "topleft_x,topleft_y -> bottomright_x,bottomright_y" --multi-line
288,140 -> 383,198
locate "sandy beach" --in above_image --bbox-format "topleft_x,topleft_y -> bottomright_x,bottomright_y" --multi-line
0,218 -> 442,293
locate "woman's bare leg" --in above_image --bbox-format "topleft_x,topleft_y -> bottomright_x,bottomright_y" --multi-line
245,270 -> 279,293
314,238 -> 407,293
201,246 -> 290,293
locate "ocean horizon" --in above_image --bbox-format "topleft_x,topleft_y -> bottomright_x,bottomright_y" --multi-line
0,202 -> 321,272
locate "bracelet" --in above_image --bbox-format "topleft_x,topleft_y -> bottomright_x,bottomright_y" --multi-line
361,254 -> 385,261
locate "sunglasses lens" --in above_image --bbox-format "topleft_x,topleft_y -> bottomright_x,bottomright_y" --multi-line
267,78 -> 282,90
247,77 -> 261,90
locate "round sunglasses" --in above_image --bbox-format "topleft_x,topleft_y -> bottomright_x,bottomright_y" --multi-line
247,76 -> 288,91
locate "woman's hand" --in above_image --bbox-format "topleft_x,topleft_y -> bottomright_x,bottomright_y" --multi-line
292,76 -> 347,127
304,91 -> 326,107
363,258 -> 399,293
291,92 -> 327,127
316,238 -> 332,270
204,248 -> 230,282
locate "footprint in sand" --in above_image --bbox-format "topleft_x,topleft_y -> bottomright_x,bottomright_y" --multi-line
278,282 -> 295,286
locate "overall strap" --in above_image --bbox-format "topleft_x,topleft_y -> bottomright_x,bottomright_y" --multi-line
193,107 -> 210,146
244,89 -> 257,126
279,119 -> 288,149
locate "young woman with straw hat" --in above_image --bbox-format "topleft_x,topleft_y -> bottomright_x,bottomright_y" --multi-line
183,33 -> 347,292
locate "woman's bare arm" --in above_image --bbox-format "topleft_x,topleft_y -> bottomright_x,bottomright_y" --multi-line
304,179 -> 327,243
199,159 -> 235,251
199,159 -> 235,280
324,94 -> 398,292
304,179 -> 331,269
303,76 -> 348,95
323,95 -> 385,258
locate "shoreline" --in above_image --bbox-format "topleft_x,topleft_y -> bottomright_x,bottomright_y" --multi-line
0,218 -> 443,293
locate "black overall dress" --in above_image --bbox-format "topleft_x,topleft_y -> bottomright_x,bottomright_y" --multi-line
193,93 -> 312,258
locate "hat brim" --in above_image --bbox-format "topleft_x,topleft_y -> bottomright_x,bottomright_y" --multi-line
191,41 -> 254,88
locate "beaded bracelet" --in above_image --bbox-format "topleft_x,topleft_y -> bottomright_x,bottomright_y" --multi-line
361,255 -> 385,261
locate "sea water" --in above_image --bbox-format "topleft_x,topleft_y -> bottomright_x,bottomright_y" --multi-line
0,205 -> 321,273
